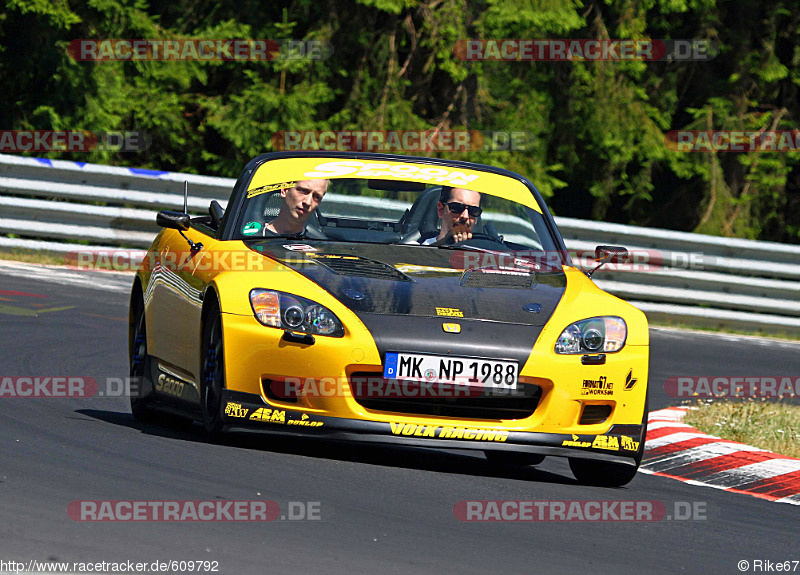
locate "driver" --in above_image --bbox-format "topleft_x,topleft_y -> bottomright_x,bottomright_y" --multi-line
420,186 -> 482,245
263,179 -> 329,236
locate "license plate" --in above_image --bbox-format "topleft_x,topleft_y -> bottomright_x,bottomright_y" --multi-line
383,352 -> 518,389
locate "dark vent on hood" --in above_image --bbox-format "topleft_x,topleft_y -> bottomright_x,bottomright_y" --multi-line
309,254 -> 412,282
460,268 -> 535,289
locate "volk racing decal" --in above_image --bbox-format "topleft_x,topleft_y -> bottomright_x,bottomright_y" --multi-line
390,422 -> 508,442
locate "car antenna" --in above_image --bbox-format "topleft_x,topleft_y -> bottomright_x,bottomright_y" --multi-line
179,180 -> 203,252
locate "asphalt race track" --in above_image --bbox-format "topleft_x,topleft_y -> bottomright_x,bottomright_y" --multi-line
1,264 -> 798,575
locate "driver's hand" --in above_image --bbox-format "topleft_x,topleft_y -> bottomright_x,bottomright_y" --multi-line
451,223 -> 473,243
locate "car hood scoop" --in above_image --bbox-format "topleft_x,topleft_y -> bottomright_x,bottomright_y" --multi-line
246,240 -> 566,327
304,253 -> 413,282
460,268 -> 536,289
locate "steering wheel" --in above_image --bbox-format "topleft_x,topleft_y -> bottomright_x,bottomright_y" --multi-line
450,232 -> 507,249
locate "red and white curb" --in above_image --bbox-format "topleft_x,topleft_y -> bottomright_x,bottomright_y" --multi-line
640,407 -> 800,505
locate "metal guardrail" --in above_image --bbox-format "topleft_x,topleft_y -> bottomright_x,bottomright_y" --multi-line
1,153 -> 799,335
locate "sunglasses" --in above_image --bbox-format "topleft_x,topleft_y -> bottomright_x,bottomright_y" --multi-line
443,201 -> 482,217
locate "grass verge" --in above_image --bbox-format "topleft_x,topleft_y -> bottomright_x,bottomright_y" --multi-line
683,401 -> 800,458
0,249 -> 67,266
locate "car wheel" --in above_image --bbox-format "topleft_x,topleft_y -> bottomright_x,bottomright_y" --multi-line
129,292 -> 155,421
569,393 -> 649,487
200,304 -> 225,438
484,451 -> 545,466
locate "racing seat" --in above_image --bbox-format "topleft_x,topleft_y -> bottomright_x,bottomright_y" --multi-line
399,187 -> 442,244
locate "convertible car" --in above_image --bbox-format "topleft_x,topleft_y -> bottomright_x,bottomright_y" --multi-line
129,152 -> 649,486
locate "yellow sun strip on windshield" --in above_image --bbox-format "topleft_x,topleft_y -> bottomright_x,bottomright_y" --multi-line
246,157 -> 542,212
246,181 -> 296,198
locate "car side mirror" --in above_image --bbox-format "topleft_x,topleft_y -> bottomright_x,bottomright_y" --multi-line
594,245 -> 629,264
587,245 -> 629,277
157,210 -> 191,231
156,210 -> 203,252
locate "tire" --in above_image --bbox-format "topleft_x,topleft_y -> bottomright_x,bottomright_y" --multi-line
485,451 -> 546,466
200,303 -> 225,438
129,292 -> 155,421
569,393 -> 649,487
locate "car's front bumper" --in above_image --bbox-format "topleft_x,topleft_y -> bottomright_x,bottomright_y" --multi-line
220,389 -> 645,466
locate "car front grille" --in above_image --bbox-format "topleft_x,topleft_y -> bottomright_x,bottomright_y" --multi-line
579,404 -> 613,425
348,372 -> 541,420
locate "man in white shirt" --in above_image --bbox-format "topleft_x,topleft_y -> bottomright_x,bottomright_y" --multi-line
421,186 -> 482,245
263,179 -> 329,236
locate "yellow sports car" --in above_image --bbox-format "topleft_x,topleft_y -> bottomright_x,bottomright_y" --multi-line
129,152 -> 649,486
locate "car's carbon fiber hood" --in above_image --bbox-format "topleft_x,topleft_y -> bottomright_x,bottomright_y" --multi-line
247,240 -> 565,326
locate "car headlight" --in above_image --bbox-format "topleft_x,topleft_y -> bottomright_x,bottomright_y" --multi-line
249,289 -> 345,337
555,317 -> 626,354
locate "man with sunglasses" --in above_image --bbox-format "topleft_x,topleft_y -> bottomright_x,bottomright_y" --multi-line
421,186 -> 482,245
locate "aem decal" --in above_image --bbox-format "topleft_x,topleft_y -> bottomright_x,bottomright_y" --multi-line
250,408 -> 286,423
592,435 -> 620,451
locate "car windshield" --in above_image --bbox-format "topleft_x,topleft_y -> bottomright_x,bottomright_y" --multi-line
232,157 -> 559,255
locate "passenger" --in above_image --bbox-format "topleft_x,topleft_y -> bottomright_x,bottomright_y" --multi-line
263,179 -> 329,236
